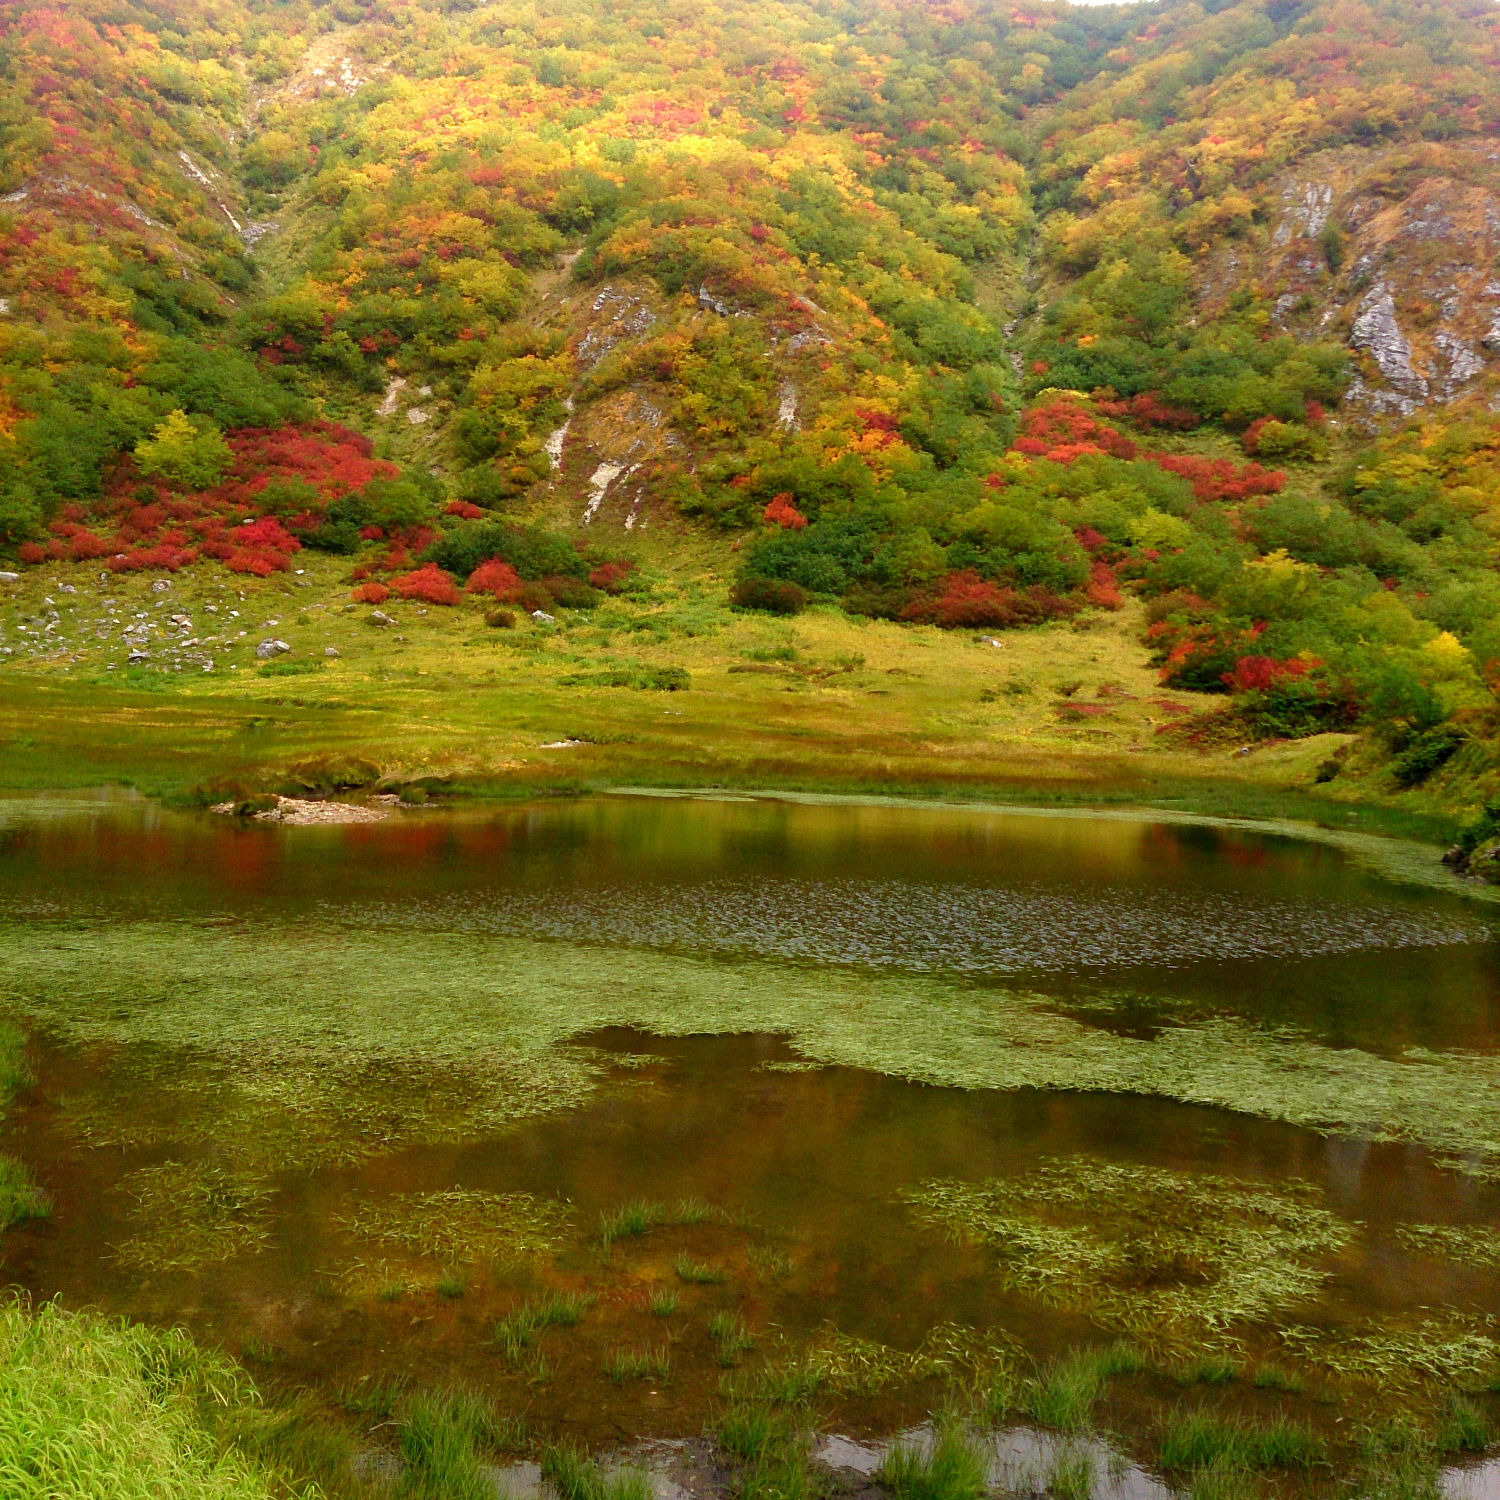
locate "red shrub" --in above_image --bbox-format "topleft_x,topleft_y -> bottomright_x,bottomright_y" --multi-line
391,563 -> 461,605
446,500 -> 483,519
465,559 -> 524,600
106,544 -> 198,573
901,570 -> 1078,629
16,542 -> 44,564
1148,454 -> 1285,502
1222,654 -> 1315,693
589,559 -> 636,593
1093,392 -> 1198,431
1086,559 -> 1125,609
1011,399 -> 1137,463
352,582 -> 390,603
763,493 -> 808,529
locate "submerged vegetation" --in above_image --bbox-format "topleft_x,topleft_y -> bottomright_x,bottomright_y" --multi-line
902,1160 -> 1354,1335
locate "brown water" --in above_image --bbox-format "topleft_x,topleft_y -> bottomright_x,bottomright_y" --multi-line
1,790 -> 1499,1467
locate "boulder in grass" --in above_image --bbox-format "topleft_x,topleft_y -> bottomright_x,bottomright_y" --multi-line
255,638 -> 291,660
1465,837 -> 1500,884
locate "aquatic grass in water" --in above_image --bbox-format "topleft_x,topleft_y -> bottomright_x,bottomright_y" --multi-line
13,923 -> 1500,1179
1394,1223 -> 1500,1269
603,1344 -> 671,1383
492,1291 -> 596,1360
399,1386 -> 522,1500
649,1290 -> 679,1317
0,1155 -> 48,1230
1252,1363 -> 1304,1393
599,1196 -> 726,1251
710,1310 -> 754,1365
902,1158 -> 1354,1336
673,1255 -> 728,1284
1025,1349 -> 1108,1430
113,1161 -> 273,1273
1047,1445 -> 1096,1500
341,1188 -> 570,1265
1158,1411 -> 1325,1471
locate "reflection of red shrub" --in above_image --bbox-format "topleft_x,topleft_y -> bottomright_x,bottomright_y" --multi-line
353,582 -> 390,603
589,559 -> 635,593
465,559 -> 524,600
901,570 -> 1078,629
391,563 -> 460,605
763,493 -> 808,529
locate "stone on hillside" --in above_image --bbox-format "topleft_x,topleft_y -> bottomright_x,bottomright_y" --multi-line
255,638 -> 290,659
324,645 -> 341,657
1465,837 -> 1500,883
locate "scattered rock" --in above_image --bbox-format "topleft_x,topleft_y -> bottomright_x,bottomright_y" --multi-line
151,579 -> 171,592
324,645 -> 341,657
211,795 -> 389,825
255,638 -> 291,659
1465,837 -> 1500,883
127,649 -> 149,663
0,572 -> 17,583
531,609 -> 556,623
370,610 -> 394,626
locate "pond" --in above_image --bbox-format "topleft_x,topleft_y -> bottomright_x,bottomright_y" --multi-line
2,790 -> 1499,1493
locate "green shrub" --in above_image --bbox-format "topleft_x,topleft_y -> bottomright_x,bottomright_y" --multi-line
731,578 -> 806,615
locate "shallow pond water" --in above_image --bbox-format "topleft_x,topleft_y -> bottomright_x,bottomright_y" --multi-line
2,790 -> 1500,1485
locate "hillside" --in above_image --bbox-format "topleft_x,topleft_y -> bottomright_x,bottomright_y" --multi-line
4,0 -> 1500,828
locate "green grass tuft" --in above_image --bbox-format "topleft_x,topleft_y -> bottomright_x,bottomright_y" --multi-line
0,1296 -> 282,1499
1024,1349 -> 1107,1431
649,1290 -> 679,1317
1159,1410 -> 1324,1472
1436,1393 -> 1489,1454
492,1291 -> 595,1359
0,1154 -> 49,1229
1178,1356 -> 1237,1385
542,1442 -> 652,1500
1251,1363 -> 1303,1393
673,1254 -> 727,1285
338,1371 -> 410,1421
1047,1445 -> 1095,1500
603,1344 -> 671,1384
435,1267 -> 470,1300
876,1424 -> 988,1500
599,1199 -> 666,1250
710,1310 -> 754,1365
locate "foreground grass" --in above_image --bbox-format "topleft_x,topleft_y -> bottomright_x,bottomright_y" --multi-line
0,553 -> 1474,844
0,1299 -> 292,1500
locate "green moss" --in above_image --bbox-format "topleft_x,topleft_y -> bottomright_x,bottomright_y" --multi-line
902,1158 -> 1353,1337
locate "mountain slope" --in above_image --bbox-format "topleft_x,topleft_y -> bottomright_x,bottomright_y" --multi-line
3,0 -> 1500,816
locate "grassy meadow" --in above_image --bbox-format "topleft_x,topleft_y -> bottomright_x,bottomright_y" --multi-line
0,546 -> 1469,846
